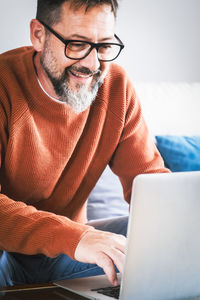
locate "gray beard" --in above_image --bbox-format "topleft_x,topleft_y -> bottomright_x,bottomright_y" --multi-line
59,79 -> 103,114
41,58 -> 104,114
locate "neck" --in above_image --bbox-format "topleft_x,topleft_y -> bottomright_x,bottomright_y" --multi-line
34,52 -> 59,100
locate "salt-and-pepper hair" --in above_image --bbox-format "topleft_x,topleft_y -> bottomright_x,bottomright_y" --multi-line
36,0 -> 119,26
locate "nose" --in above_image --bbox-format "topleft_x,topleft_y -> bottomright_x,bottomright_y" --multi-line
79,48 -> 100,72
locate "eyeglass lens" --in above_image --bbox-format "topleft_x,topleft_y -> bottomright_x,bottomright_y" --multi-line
65,41 -> 121,61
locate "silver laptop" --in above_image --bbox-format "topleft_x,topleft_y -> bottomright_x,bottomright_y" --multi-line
55,171 -> 200,300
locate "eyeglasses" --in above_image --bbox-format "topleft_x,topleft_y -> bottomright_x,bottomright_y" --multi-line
37,19 -> 124,62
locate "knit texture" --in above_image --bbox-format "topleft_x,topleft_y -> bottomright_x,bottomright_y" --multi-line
0,47 -> 168,258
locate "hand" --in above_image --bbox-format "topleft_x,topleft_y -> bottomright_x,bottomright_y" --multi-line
74,229 -> 127,286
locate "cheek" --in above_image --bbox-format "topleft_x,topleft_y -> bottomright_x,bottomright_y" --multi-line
50,42 -> 75,71
59,56 -> 74,71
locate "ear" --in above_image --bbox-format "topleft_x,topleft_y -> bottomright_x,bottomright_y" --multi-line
30,19 -> 46,52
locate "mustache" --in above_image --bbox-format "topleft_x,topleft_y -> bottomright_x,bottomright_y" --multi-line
66,66 -> 101,77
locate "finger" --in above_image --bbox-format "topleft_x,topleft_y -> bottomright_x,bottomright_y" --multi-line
96,252 -> 118,286
104,246 -> 125,274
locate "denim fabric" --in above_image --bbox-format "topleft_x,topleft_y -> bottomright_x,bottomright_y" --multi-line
0,216 -> 128,287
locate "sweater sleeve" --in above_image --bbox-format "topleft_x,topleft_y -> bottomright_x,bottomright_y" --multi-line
109,79 -> 170,203
0,193 -> 93,258
0,100 -> 93,258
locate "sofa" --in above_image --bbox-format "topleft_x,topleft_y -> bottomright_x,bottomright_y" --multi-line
87,82 -> 200,221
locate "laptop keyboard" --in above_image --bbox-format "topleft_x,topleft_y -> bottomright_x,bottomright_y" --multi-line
91,285 -> 120,299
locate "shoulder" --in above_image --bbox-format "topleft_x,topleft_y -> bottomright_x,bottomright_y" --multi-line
0,46 -> 34,61
96,63 -> 137,119
0,47 -> 34,121
106,63 -> 128,82
0,46 -> 35,97
0,46 -> 34,77
102,63 -> 136,98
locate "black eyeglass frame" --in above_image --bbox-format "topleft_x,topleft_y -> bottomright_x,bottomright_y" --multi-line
37,19 -> 125,62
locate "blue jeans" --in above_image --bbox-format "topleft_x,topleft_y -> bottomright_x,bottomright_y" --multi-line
0,216 -> 128,287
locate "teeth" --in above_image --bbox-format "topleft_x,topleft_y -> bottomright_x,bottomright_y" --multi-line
71,71 -> 91,78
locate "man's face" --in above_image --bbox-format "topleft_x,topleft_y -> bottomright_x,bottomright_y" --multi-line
39,3 -> 116,113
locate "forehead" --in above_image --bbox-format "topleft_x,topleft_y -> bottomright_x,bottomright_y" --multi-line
54,2 -> 116,40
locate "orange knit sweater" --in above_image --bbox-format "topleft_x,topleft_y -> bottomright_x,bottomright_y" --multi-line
0,47 -> 168,259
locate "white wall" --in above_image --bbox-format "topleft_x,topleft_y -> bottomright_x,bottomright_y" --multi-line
0,0 -> 36,52
116,0 -> 200,82
0,0 -> 200,82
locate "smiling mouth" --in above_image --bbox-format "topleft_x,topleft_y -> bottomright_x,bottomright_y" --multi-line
69,70 -> 93,79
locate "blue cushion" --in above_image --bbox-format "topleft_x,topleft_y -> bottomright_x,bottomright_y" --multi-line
155,136 -> 200,172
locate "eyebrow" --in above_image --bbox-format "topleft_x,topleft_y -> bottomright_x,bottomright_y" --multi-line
67,34 -> 115,42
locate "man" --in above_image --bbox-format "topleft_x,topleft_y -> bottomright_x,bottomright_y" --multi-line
0,0 -> 168,288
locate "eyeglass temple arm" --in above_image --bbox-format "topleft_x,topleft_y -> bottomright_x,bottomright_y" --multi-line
37,18 -> 67,45
114,34 -> 124,47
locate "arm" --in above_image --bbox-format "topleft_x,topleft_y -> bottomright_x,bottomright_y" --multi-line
109,79 -> 170,203
0,193 -> 93,258
0,97 -> 125,286
75,80 -> 168,286
0,97 -> 92,259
